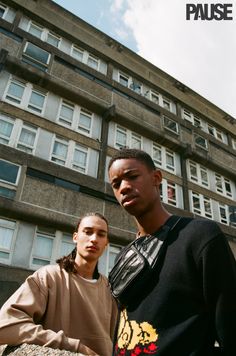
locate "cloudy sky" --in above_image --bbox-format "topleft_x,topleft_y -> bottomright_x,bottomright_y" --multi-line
52,0 -> 236,119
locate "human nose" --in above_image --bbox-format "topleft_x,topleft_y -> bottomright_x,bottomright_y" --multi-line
90,233 -> 98,243
119,179 -> 131,194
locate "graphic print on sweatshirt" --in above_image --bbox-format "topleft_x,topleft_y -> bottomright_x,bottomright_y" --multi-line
115,309 -> 158,355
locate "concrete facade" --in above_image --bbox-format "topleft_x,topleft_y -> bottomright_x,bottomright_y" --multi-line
0,0 -> 235,306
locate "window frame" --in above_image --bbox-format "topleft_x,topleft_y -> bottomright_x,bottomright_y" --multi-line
0,218 -> 17,264
163,116 -> 179,134
22,41 -> 51,71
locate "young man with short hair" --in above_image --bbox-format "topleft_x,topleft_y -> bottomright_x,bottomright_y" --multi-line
108,148 -> 236,356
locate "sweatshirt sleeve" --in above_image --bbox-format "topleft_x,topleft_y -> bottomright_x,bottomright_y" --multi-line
197,231 -> 236,354
0,272 -> 81,353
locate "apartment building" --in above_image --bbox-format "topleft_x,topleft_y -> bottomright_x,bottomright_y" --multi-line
0,0 -> 235,306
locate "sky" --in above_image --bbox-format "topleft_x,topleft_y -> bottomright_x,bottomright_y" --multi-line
52,0 -> 236,119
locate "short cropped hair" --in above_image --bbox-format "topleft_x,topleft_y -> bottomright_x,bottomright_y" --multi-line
108,148 -> 156,171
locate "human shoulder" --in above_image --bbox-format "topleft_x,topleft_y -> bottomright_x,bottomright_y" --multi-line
29,264 -> 66,287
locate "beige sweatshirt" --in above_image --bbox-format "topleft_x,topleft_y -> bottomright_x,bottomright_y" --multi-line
0,264 -> 118,356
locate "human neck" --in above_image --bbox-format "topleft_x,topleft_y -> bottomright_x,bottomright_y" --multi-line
74,257 -> 97,279
135,208 -> 171,237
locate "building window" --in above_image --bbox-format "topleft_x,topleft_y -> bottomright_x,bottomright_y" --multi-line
0,114 -> 14,144
31,230 -> 54,266
78,109 -> 92,135
115,125 -> 127,148
46,31 -> 60,48
166,150 -> 175,172
163,116 -> 178,134
232,138 -> 236,150
219,204 -> 229,225
215,174 -> 232,198
71,45 -> 84,61
28,89 -> 46,113
150,90 -> 159,104
152,144 -> 162,167
0,3 -> 7,18
152,144 -> 176,173
160,179 -> 182,208
118,72 -> 129,87
190,191 -> 212,219
51,136 -> 68,165
72,144 -> 88,173
58,101 -> 74,126
0,218 -> 16,263
28,21 -> 43,38
130,81 -> 142,94
98,244 -> 122,276
17,123 -> 37,153
4,78 -> 46,115
188,161 -> 209,187
194,133 -> 208,149
5,79 -> 25,104
131,133 -> 142,149
208,124 -> 224,142
182,108 -> 202,128
87,54 -> 99,70
22,42 -> 50,71
0,159 -> 21,199
59,233 -> 74,257
163,97 -> 171,111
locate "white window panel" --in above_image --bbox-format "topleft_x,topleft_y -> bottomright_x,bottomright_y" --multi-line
160,179 -> 182,208
58,100 -> 74,126
0,3 -> 7,19
232,138 -> 236,150
219,204 -> 229,225
131,132 -> 142,149
59,233 -> 74,257
0,114 -> 14,144
22,42 -> 50,71
5,79 -> 26,104
163,116 -> 178,134
72,144 -> 88,173
190,191 -> 212,219
130,81 -> 142,94
215,174 -> 232,198
162,97 -> 171,111
98,244 -> 122,276
46,32 -> 60,48
166,150 -> 175,172
0,218 -> 16,263
78,109 -> 92,135
0,159 -> 21,199
115,125 -> 127,148
51,136 -> 68,165
28,21 -> 43,39
27,89 -> 46,113
188,160 -> 209,187
152,144 -> 162,167
71,45 -> 84,61
31,230 -> 54,267
87,54 -> 99,70
0,159 -> 20,186
16,123 -> 37,154
194,134 -> 208,150
150,90 -> 159,104
118,72 -> 129,87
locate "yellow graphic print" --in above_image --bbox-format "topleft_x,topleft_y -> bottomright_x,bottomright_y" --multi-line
117,309 -> 158,351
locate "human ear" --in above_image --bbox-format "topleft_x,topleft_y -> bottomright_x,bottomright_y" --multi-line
72,232 -> 78,243
153,169 -> 162,186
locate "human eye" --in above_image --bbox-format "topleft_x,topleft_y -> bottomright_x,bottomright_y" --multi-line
83,228 -> 93,235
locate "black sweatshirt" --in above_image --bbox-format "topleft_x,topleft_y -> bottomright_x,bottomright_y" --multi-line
113,218 -> 236,356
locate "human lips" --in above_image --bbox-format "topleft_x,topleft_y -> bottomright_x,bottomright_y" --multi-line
121,195 -> 138,207
86,245 -> 99,252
